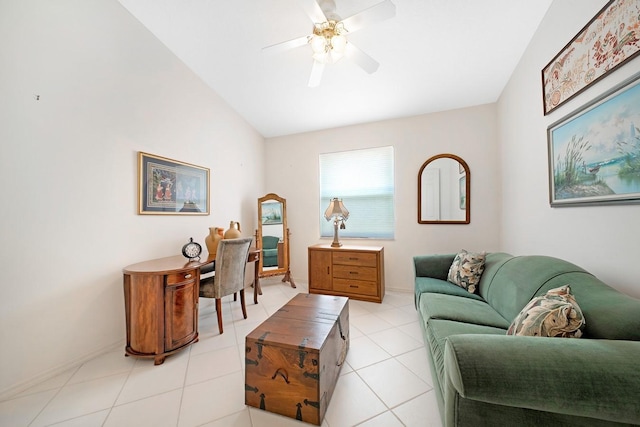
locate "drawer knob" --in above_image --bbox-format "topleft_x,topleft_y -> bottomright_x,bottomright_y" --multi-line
349,257 -> 358,261
184,273 -> 192,279
349,285 -> 359,288
349,272 -> 358,275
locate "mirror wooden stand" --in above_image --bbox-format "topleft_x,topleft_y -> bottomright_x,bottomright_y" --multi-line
418,153 -> 470,224
255,193 -> 296,287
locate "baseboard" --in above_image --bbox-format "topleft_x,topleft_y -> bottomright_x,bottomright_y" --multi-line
0,339 -> 124,401
385,287 -> 412,294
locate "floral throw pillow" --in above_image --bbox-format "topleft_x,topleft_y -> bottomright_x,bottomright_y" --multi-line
507,285 -> 585,338
447,249 -> 486,294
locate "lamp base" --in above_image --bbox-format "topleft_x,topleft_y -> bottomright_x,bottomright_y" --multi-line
331,222 -> 342,247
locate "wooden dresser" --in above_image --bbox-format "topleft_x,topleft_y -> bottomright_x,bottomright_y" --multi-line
308,244 -> 385,303
123,255 -> 204,365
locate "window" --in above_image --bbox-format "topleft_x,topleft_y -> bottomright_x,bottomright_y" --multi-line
319,146 -> 394,239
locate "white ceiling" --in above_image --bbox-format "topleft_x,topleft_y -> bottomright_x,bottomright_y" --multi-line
117,0 -> 553,138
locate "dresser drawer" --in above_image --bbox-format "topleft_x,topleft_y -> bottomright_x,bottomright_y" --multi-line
332,251 -> 377,267
333,264 -> 378,282
333,278 -> 378,297
166,270 -> 197,285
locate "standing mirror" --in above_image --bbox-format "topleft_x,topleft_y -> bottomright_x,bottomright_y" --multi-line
255,193 -> 295,287
418,153 -> 470,224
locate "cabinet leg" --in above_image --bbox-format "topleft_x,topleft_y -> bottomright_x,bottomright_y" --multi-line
154,356 -> 165,365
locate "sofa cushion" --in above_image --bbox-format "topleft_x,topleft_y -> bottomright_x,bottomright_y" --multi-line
507,285 -> 585,337
414,277 -> 485,308
419,293 -> 511,330
414,254 -> 456,281
422,318 -> 506,396
481,255 -> 589,322
447,249 -> 486,294
535,272 -> 640,340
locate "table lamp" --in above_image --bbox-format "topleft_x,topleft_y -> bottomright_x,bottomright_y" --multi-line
324,198 -> 349,247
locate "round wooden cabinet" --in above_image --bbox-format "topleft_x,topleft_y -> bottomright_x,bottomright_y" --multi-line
123,255 -> 205,365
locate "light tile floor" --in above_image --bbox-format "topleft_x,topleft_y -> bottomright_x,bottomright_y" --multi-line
0,278 -> 443,427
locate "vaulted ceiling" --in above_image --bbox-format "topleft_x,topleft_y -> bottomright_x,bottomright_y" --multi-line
118,0 -> 553,137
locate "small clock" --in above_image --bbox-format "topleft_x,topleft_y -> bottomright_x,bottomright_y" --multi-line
182,237 -> 202,261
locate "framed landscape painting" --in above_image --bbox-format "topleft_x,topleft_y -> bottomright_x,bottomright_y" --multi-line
138,152 -> 210,215
261,201 -> 283,224
547,72 -> 640,206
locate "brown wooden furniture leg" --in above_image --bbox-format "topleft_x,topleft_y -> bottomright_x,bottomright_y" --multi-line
240,289 -> 247,319
216,298 -> 223,334
254,259 -> 262,304
282,269 -> 296,288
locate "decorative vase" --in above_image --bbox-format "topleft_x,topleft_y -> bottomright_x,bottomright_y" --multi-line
205,227 -> 224,256
224,221 -> 242,239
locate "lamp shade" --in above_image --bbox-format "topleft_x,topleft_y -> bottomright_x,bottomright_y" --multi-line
324,198 -> 349,221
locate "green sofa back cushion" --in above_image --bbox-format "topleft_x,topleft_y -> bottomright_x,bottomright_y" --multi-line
537,271 -> 640,340
480,255 -> 587,322
479,255 -> 640,340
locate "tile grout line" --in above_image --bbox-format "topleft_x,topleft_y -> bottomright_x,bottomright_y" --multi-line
99,357 -> 138,427
26,363 -> 83,427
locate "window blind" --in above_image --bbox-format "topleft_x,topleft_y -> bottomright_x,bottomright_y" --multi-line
319,146 -> 395,239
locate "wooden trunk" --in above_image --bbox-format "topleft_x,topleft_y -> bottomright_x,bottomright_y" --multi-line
245,293 -> 349,425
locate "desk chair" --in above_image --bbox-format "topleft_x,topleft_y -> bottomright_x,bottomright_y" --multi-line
199,238 -> 252,334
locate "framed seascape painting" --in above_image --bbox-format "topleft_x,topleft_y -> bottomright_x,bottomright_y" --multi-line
138,152 -> 210,215
261,201 -> 283,224
542,0 -> 640,115
547,72 -> 640,207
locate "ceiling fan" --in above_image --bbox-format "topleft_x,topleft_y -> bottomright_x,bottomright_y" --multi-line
263,0 -> 396,87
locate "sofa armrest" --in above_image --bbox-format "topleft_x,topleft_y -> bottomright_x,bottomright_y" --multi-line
444,334 -> 640,424
413,254 -> 455,280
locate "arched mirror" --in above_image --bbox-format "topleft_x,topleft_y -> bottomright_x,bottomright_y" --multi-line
255,193 -> 296,287
418,154 -> 470,224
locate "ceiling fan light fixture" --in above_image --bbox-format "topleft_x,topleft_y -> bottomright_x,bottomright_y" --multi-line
312,51 -> 328,63
310,34 -> 328,55
331,34 -> 346,53
309,20 -> 347,64
264,0 -> 395,87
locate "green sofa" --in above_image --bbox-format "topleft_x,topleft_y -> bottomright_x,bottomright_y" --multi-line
413,252 -> 640,426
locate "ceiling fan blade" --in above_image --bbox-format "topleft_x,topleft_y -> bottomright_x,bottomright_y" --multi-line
340,0 -> 396,33
262,35 -> 309,55
308,60 -> 325,87
299,0 -> 327,23
346,43 -> 379,74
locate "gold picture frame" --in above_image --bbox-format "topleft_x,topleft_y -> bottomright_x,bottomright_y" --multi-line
138,152 -> 210,215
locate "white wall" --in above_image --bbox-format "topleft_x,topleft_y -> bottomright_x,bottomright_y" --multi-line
0,0 -> 264,395
265,104 -> 502,292
498,0 -> 640,298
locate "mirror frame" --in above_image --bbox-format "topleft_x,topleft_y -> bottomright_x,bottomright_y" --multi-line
256,193 -> 295,286
418,153 -> 470,224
